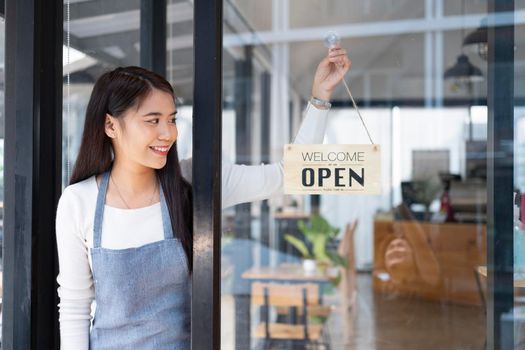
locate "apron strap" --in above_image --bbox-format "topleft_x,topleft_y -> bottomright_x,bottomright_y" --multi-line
93,169 -> 111,248
159,185 -> 174,240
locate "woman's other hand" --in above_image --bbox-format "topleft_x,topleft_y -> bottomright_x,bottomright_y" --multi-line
311,45 -> 351,101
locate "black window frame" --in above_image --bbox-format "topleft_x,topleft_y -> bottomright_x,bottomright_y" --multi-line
486,0 -> 515,349
3,0 -> 63,349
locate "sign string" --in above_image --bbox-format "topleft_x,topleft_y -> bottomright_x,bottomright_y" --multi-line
325,31 -> 375,146
341,77 -> 375,145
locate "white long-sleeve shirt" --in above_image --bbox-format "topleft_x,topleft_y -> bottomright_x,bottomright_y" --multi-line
55,102 -> 328,349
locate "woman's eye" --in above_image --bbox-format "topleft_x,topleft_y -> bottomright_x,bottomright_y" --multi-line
146,118 -> 176,124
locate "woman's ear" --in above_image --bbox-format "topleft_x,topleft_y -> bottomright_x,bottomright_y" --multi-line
105,113 -> 117,139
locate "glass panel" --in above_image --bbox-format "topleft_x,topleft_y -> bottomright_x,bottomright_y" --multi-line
290,0 -> 424,28
57,0 -> 193,348
167,0 -> 194,162
444,0 -> 490,16
221,1 -> 489,349
62,0 -> 141,188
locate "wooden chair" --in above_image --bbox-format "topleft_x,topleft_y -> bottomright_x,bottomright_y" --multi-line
337,220 -> 358,311
251,282 -> 330,349
274,282 -> 332,320
276,303 -> 332,319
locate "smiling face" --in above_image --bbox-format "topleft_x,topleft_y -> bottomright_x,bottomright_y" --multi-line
105,88 -> 178,171
384,237 -> 418,284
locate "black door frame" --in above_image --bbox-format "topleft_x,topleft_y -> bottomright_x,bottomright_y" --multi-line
140,0 -> 167,76
3,0 -> 63,349
191,0 -> 223,348
486,0 -> 515,349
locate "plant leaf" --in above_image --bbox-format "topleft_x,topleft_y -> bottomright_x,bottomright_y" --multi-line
284,234 -> 311,258
327,251 -> 348,268
311,235 -> 330,262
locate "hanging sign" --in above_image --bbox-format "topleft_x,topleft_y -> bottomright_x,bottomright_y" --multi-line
284,144 -> 381,195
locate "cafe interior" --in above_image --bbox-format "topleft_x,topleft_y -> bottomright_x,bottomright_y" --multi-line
217,1 -> 496,349
56,0 -> 525,349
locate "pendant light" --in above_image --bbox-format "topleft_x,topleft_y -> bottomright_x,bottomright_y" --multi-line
463,19 -> 488,61
444,54 -> 483,83
444,0 -> 484,83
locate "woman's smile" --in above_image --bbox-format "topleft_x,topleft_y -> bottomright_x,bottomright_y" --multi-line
149,145 -> 170,156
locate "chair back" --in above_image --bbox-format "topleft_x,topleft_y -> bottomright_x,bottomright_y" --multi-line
338,220 -> 358,308
338,220 -> 357,267
251,282 -> 320,340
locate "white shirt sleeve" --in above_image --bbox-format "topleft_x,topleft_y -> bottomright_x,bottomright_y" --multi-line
55,187 -> 94,350
221,102 -> 329,208
179,103 -> 329,208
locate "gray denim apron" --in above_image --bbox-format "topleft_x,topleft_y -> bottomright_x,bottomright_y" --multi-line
89,169 -> 190,349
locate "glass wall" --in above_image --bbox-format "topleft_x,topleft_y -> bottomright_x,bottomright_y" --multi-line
59,1 -> 196,347
220,0 -> 498,349
62,0 -> 195,182
62,0 -> 142,188
167,0 -> 194,161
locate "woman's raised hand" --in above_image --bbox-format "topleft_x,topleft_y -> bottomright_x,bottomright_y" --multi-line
311,45 -> 351,101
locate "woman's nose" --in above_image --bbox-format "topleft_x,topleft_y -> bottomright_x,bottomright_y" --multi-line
158,122 -> 175,140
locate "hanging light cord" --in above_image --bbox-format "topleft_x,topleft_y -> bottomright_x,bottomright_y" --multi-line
341,77 -> 375,145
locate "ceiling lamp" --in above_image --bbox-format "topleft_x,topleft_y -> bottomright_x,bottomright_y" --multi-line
444,0 -> 483,84
463,25 -> 488,61
444,54 -> 483,83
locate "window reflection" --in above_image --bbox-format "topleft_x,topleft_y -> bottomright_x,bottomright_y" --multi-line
62,1 -> 141,188
221,1 -> 493,349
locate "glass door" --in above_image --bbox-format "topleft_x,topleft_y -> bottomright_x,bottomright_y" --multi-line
216,0 -> 517,349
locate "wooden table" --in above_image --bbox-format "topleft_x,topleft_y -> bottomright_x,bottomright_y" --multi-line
474,266 -> 525,314
242,263 -> 338,283
476,266 -> 525,288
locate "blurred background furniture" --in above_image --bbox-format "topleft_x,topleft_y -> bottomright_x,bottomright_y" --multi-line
242,264 -> 338,286
337,220 -> 358,312
251,282 -> 330,350
243,264 -> 338,348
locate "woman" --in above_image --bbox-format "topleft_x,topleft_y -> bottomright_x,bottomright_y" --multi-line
56,46 -> 351,349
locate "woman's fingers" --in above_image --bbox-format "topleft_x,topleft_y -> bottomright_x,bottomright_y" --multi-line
329,48 -> 346,57
328,56 -> 350,71
327,46 -> 350,69
329,56 -> 347,64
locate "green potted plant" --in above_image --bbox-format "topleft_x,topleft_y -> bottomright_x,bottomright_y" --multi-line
410,177 -> 441,221
284,214 -> 347,274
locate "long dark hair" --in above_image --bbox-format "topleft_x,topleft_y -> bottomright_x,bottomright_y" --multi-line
70,66 -> 193,271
